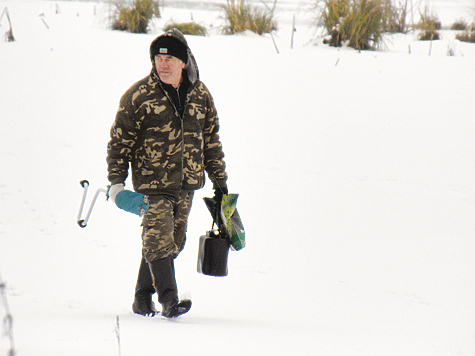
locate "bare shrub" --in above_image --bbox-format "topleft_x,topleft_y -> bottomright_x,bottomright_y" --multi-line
318,0 -> 389,50
417,6 -> 440,41
451,18 -> 467,31
163,22 -> 208,36
222,0 -> 277,35
381,0 -> 408,33
112,0 -> 160,34
456,23 -> 475,43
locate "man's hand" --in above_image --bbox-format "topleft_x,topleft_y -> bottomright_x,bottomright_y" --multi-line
107,183 -> 124,203
213,186 -> 228,205
115,190 -> 149,216
108,184 -> 149,216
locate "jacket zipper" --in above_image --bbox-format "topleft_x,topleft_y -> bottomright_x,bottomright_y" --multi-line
158,80 -> 194,190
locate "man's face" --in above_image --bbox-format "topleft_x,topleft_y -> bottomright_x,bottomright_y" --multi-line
155,55 -> 185,88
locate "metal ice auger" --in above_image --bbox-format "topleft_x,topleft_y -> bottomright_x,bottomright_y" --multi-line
77,180 -> 107,228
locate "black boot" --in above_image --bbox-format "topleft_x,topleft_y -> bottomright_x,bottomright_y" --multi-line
161,299 -> 192,318
148,257 -> 191,318
132,257 -> 157,316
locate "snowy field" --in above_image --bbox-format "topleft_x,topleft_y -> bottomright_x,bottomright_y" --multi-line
1,0 -> 475,355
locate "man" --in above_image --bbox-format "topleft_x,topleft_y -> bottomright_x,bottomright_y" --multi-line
106,29 -> 228,318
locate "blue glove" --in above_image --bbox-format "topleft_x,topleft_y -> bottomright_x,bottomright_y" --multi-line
115,190 -> 149,216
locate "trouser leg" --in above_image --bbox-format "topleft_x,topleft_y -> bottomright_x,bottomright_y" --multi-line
140,191 -> 194,317
141,191 -> 194,262
172,191 -> 194,256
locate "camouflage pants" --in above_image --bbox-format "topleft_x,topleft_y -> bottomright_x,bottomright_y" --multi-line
141,191 -> 194,263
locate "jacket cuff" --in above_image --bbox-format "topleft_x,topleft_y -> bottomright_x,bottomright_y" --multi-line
110,178 -> 125,186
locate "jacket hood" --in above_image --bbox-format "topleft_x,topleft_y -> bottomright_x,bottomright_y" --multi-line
150,28 -> 200,84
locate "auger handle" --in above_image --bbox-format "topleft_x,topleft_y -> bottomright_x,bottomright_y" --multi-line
77,180 -> 106,228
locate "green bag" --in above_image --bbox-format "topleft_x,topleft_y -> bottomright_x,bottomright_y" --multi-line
203,194 -> 245,251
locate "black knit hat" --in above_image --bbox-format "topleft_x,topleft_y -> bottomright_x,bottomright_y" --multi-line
150,35 -> 188,64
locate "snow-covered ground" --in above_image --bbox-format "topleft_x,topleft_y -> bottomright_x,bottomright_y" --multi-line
1,0 -> 475,355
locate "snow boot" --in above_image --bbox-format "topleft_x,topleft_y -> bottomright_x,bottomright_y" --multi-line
148,256 -> 191,318
161,299 -> 192,318
132,257 -> 157,316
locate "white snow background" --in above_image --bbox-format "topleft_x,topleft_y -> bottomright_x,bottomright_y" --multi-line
1,0 -> 475,355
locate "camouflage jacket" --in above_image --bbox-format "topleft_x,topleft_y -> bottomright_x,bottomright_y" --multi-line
107,30 -> 227,195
